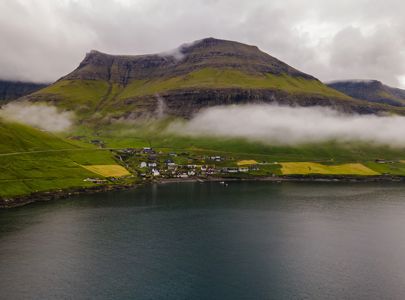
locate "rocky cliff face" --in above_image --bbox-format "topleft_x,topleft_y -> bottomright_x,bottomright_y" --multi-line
117,88 -> 387,121
63,38 -> 315,84
327,80 -> 405,107
0,80 -> 47,103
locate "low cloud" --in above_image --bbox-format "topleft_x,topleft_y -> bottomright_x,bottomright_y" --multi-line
159,39 -> 202,61
0,102 -> 73,132
168,104 -> 405,147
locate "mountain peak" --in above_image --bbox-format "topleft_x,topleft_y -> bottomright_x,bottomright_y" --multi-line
62,38 -> 315,84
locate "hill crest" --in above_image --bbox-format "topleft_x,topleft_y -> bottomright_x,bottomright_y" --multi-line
62,37 -> 316,84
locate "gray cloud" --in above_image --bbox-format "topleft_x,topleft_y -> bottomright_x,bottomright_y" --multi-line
0,102 -> 74,132
168,105 -> 405,147
0,0 -> 404,87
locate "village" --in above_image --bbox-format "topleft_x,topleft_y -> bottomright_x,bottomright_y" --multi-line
113,147 -> 272,180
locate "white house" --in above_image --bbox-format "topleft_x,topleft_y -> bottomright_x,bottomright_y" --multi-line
152,169 -> 160,176
140,162 -> 147,168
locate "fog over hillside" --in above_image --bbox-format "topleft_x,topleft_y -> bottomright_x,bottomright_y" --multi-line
168,105 -> 405,147
0,102 -> 73,132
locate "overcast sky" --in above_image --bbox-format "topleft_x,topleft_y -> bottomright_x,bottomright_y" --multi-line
1,0 -> 404,88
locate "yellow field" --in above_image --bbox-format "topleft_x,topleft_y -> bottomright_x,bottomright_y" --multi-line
280,162 -> 380,176
237,160 -> 258,166
81,165 -> 131,177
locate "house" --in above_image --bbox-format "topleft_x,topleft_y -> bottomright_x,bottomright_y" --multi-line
90,139 -> 105,148
238,167 -> 249,172
169,152 -> 178,157
188,170 -> 196,176
152,169 -> 160,176
142,147 -> 156,154
227,168 -> 239,173
167,163 -> 177,170
222,167 -> 237,173
148,162 -> 157,167
200,165 -> 207,171
140,162 -> 147,168
210,156 -> 222,161
179,173 -> 189,178
165,159 -> 176,167
83,178 -> 107,184
375,159 -> 395,164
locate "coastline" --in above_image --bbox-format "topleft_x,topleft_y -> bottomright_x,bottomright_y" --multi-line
1,174 -> 405,209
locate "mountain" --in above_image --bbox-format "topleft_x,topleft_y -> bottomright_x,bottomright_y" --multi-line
25,38 -> 398,122
0,80 -> 47,103
327,80 -> 405,107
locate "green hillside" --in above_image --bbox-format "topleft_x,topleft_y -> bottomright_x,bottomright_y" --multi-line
0,120 -> 119,198
30,68 -> 354,120
0,121 -> 79,153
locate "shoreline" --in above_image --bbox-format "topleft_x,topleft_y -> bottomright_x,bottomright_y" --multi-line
2,174 -> 405,209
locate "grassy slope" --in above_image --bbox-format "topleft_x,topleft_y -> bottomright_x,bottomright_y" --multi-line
31,79 -> 110,116
117,68 -> 348,98
0,120 -> 117,198
31,68 -> 356,120
0,121 -> 79,154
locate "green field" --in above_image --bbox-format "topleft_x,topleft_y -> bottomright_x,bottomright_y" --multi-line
81,164 -> 131,177
280,162 -> 380,176
0,119 -> 122,198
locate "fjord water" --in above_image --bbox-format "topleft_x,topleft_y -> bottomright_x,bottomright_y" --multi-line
1,182 -> 405,299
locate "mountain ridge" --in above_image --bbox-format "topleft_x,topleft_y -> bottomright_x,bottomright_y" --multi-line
23,37 -> 404,122
0,80 -> 48,103
327,80 -> 405,107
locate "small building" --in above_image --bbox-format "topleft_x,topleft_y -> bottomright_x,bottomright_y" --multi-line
140,162 -> 147,168
238,167 -> 249,172
90,140 -> 105,148
375,159 -> 395,164
210,156 -> 222,162
83,178 -> 107,184
152,169 -> 160,176
148,162 -> 157,167
188,170 -> 196,176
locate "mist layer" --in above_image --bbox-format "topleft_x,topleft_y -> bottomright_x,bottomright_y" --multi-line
168,105 -> 405,147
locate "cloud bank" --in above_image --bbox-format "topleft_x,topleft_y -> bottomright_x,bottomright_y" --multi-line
0,0 -> 404,87
168,105 -> 405,147
0,102 -> 73,132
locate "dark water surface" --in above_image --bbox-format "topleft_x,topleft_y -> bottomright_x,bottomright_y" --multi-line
1,182 -> 405,299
